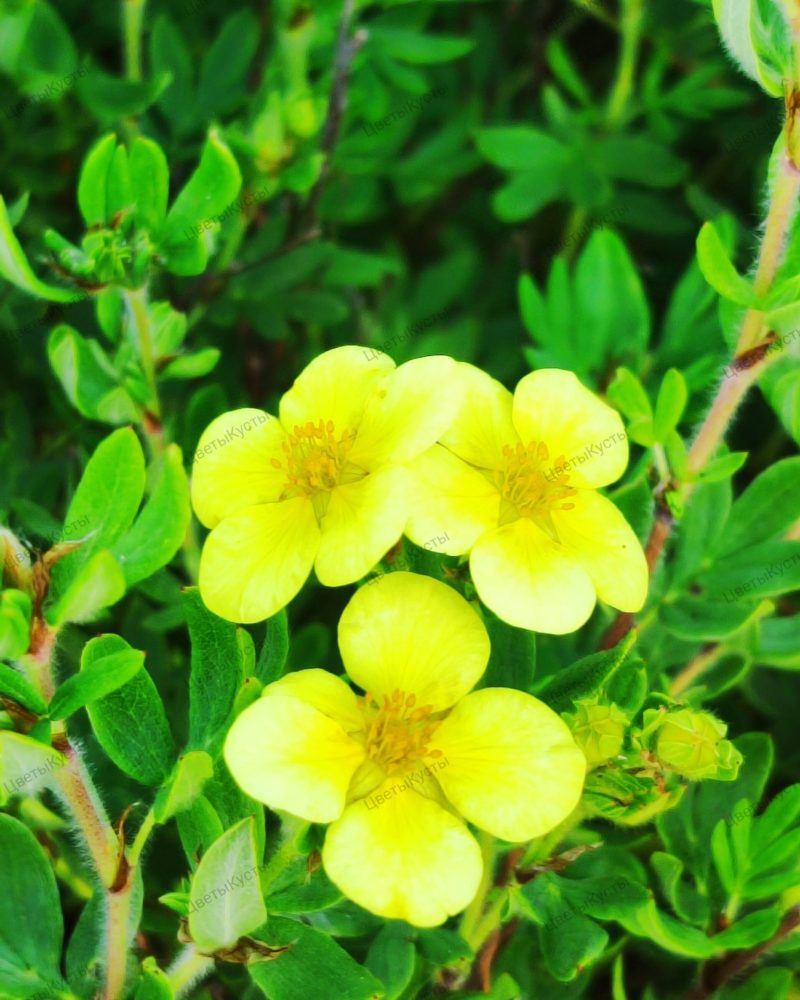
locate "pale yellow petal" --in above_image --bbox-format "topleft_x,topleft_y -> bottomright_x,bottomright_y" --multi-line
512,369 -> 628,488
191,408 -> 287,528
279,346 -> 395,436
224,694 -> 365,823
264,669 -> 364,734
348,356 -> 463,468
199,499 -> 319,623
553,490 -> 648,612
439,362 -> 517,470
323,783 -> 482,926
338,572 -> 489,710
434,688 -> 586,842
405,445 -> 500,556
470,518 -> 596,634
315,465 -> 411,586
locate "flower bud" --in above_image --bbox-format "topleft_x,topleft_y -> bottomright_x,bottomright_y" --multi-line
568,700 -> 628,767
654,709 -> 741,781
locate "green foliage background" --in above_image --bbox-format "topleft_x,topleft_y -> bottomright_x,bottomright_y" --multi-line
1,0 -> 800,998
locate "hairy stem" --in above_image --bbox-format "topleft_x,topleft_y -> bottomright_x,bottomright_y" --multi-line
123,0 -> 147,83
166,944 -> 215,997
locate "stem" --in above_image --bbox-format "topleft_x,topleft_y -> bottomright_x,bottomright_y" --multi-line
606,0 -> 644,127
123,0 -> 147,83
166,945 -> 215,997
458,831 -> 498,947
103,872 -> 136,1000
129,806 -> 157,866
670,645 -> 725,698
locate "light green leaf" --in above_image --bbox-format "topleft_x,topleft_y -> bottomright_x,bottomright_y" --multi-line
0,196 -> 83,303
653,368 -> 688,440
129,137 -> 170,232
77,133 -> 118,227
188,816 -> 266,951
255,609 -> 290,685
111,444 -> 191,586
0,732 -> 66,802
134,957 -> 175,1000
153,750 -> 214,824
46,548 -> 127,626
696,222 -> 758,307
718,456 -> 800,553
0,663 -> 47,714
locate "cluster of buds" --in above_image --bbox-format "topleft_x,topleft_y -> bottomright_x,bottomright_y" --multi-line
564,696 -> 742,827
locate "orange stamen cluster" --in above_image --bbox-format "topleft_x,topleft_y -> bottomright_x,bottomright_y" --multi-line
359,689 -> 443,773
271,420 -> 354,499
493,440 -> 577,537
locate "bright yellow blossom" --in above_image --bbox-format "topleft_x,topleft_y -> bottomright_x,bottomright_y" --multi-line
405,365 -> 648,634
224,573 -> 586,926
191,347 -> 461,622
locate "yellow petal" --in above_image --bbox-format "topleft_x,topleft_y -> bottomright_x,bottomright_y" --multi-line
199,499 -> 319,622
405,445 -> 500,556
264,669 -> 364,734
224,694 -> 365,823
512,369 -> 628,488
470,518 -> 596,634
338,572 -> 489,710
323,783 -> 482,926
553,490 -> 648,612
279,346 -> 395,435
348,356 -> 463,468
440,362 -> 517,470
434,688 -> 586,841
315,465 -> 411,586
191,409 -> 287,528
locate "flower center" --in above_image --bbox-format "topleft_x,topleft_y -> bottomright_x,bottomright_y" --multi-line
358,689 -> 443,774
271,420 -> 362,517
492,440 -> 577,539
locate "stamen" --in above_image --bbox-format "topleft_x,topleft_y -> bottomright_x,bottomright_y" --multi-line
492,439 -> 578,535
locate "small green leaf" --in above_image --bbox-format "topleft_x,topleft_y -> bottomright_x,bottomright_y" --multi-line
653,369 -> 688,440
718,456 -> 800,553
188,816 -> 266,951
0,732 -> 66,802
183,588 -> 245,755
535,632 -> 637,713
696,222 -> 758,307
365,924 -> 415,1000
46,548 -> 127,626
48,324 -> 139,424
255,609 -> 290,684
77,133 -> 118,227
86,635 -> 175,786
129,137 -> 170,232
154,750 -> 214,824
48,638 -> 144,720
250,917 -> 385,1000
177,795 -> 224,869
134,956 -> 175,1000
608,367 -> 653,424
691,451 -> 748,483
110,444 -> 191,586
159,348 -> 221,380
0,196 -> 83,303
660,594 -> 763,641
0,663 -> 47,714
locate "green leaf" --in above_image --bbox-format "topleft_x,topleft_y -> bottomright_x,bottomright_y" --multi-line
365,925 -> 415,1000
660,594 -> 763,641
718,457 -> 800,553
653,369 -> 688,440
608,367 -> 653,424
187,816 -> 266,952
0,663 -> 47,714
696,222 -> 758,306
160,130 -> 242,269
195,10 -> 259,120
476,127 -> 568,172
48,324 -> 139,424
154,750 -> 214,824
177,794 -> 224,869
697,540 -> 800,601
712,907 -> 780,949
77,133 -> 118,227
46,547 -> 127,625
134,957 -> 174,1000
0,814 -> 66,996
250,917 -> 385,1000
370,27 -> 474,64
718,968 -> 793,1000
110,444 -> 191,586
48,636 -> 145,720
86,635 -> 175,786
476,609 -> 535,691
183,588 -> 245,754
159,348 -> 221,380
129,137 -> 170,232
255,609 -> 290,684
691,450 -> 748,483
0,195 -> 83,303
49,426 -> 146,601
0,731 -> 66,802
536,632 -> 637,713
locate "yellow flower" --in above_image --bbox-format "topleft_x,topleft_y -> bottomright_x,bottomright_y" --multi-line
224,573 -> 586,926
405,365 -> 648,633
191,347 -> 461,622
